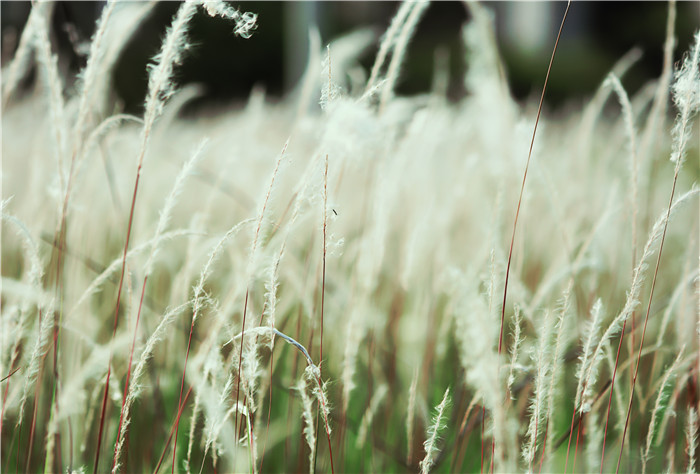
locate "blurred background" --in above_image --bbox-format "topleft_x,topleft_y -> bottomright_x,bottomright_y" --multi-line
2,1 -> 698,114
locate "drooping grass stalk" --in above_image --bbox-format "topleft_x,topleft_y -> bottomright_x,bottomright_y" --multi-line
599,71 -> 640,473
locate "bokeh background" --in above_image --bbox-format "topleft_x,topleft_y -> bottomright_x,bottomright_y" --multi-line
2,1 -> 699,113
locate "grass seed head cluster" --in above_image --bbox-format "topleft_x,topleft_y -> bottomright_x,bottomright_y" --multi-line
1,1 -> 699,473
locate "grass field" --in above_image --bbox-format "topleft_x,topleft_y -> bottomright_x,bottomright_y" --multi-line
1,1 -> 699,473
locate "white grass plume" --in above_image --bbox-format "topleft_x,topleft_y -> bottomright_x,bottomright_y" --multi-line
669,31 -> 700,167
297,377 -> 317,474
70,229 -> 201,313
356,383 -> 388,448
605,73 -> 639,258
506,305 -> 523,398
200,0 -> 257,39
407,367 -> 419,464
687,407 -> 698,474
419,387 -> 451,474
642,348 -> 687,474
70,0 -> 117,161
1,2 -> 53,104
523,310 -> 554,468
575,299 -> 605,414
365,1 -> 412,94
379,0 -> 429,111
34,1 -> 68,192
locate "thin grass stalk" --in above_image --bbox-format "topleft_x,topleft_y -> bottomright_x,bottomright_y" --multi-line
498,2 -> 571,467
320,154 -> 329,364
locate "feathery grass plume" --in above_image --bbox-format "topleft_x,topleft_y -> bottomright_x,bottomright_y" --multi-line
1,1 -> 53,104
585,408 -> 603,472
356,383 -> 388,448
70,0 -> 117,162
523,310 -> 554,469
540,282 -> 572,464
305,363 -> 332,435
70,229 -> 198,313
144,139 -> 207,277
407,367 -> 419,464
242,332 -> 263,413
176,218 -> 254,467
575,299 -> 605,414
33,1 -> 68,193
89,1 -> 158,114
669,31 -> 700,167
639,0 -> 676,162
379,0 -> 429,111
463,0 -> 510,109
200,355 -> 246,471
365,1 -> 412,93
234,141 -> 288,449
687,407 -> 698,474
297,377 -> 317,474
1,214 -> 44,366
575,47 -> 642,161
451,270 -> 508,469
419,387 -> 451,474
587,186 -> 698,392
605,73 -> 639,257
15,301 -> 56,422
655,267 -> 699,353
200,0 -> 257,38
642,348 -> 687,474
341,306 -> 363,414
506,305 -> 523,398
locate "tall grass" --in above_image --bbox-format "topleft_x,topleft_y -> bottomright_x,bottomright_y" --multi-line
1,1 -> 698,472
